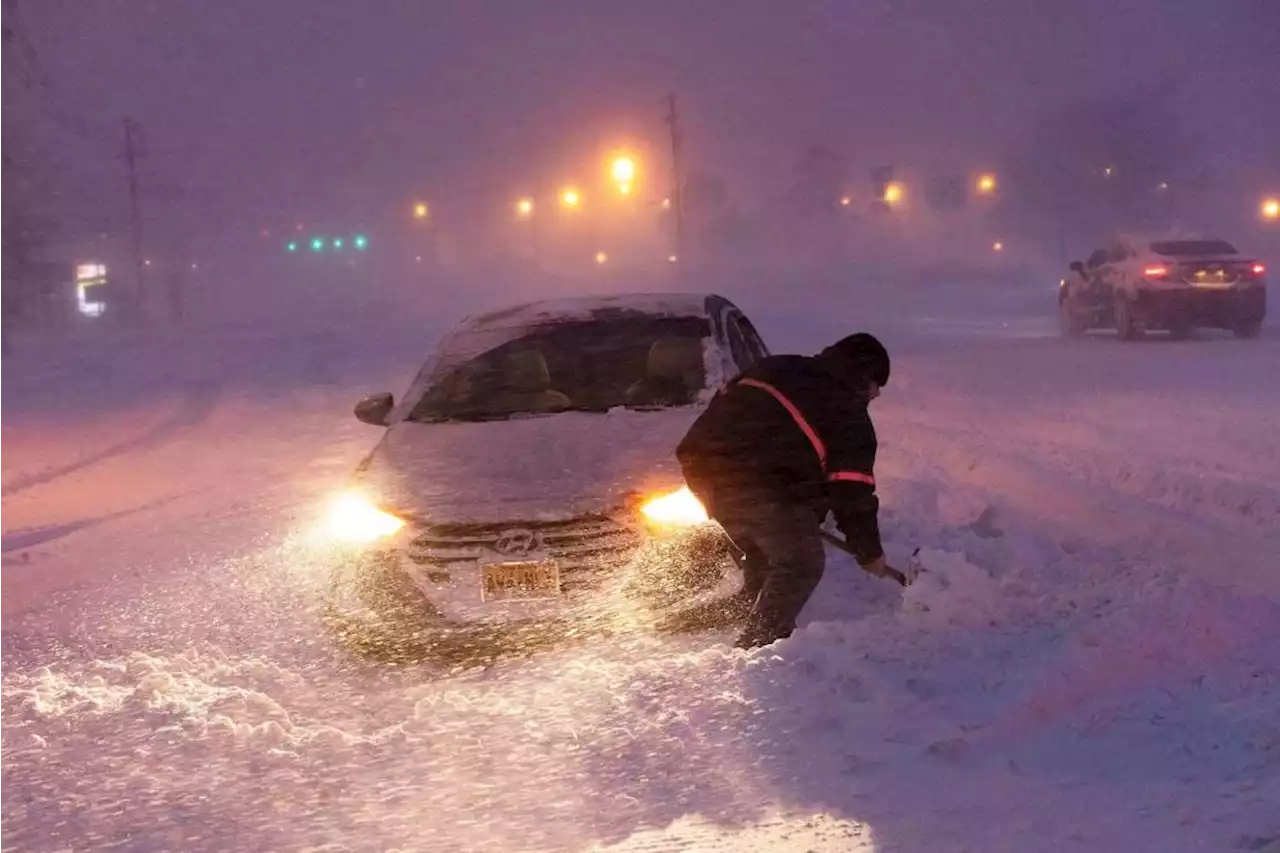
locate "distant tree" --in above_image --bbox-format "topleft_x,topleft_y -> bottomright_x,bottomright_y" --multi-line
2,19 -> 54,332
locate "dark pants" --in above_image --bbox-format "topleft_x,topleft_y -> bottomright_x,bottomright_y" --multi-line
672,459 -> 826,643
716,498 -> 827,648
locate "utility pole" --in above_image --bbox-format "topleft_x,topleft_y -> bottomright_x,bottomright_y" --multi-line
664,93 -> 685,261
123,116 -> 145,317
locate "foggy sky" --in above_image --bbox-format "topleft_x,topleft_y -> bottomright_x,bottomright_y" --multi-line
11,0 -> 1280,241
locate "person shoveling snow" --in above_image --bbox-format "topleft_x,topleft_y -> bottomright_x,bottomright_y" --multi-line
664,332 -> 905,648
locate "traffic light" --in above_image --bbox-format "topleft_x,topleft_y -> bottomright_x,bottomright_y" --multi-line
285,233 -> 367,256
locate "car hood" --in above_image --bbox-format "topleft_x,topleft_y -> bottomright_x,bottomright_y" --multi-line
355,408 -> 701,524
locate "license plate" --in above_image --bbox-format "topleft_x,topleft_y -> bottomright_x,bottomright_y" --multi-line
1191,269 -> 1232,288
481,561 -> 560,601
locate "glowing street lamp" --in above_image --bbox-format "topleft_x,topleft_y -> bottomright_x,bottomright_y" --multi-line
992,241 -> 1004,252
976,173 -> 997,195
560,187 -> 582,210
610,156 -> 637,186
660,197 -> 672,210
516,197 -> 535,218
412,202 -> 429,220
1262,197 -> 1280,221
840,196 -> 853,207
883,181 -> 905,206
594,251 -> 608,265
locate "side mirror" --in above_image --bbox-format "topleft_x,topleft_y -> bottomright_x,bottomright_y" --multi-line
1068,261 -> 1086,275
354,392 -> 394,426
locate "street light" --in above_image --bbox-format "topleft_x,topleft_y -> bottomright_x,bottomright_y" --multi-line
840,196 -> 853,207
1262,197 -> 1280,221
413,202 -> 429,220
976,173 -> 997,195
560,187 -> 582,210
610,156 -> 636,186
992,241 -> 1004,252
516,197 -> 535,218
595,251 -> 608,265
883,181 -> 905,205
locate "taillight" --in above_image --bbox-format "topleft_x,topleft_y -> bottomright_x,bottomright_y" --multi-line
1251,263 -> 1266,276
1143,265 -> 1170,278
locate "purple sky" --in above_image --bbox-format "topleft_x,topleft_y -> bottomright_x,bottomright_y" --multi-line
12,0 -> 1280,241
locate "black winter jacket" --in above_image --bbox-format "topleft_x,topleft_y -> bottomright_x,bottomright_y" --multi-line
676,353 -> 883,564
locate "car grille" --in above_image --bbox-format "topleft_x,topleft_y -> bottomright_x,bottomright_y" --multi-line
408,515 -> 643,592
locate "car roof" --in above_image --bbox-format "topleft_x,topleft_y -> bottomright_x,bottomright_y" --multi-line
457,292 -> 716,335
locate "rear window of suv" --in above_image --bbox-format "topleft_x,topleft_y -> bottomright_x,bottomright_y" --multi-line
1151,240 -> 1238,256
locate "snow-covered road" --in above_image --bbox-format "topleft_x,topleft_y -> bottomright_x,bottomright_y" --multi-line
4,277 -> 1279,852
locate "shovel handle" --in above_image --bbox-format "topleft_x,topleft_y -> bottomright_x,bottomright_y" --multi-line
820,531 -> 910,587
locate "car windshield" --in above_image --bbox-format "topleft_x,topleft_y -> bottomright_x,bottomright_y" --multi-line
407,315 -> 710,423
1150,240 -> 1238,256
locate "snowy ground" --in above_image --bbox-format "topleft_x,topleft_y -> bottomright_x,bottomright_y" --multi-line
3,273 -> 1280,852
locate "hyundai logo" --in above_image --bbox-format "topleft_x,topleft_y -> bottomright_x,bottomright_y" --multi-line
493,529 -> 540,557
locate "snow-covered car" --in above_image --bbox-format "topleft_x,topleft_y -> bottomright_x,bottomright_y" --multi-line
323,292 -> 771,656
1058,237 -> 1267,339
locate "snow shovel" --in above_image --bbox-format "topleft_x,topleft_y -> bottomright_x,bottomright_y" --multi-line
820,530 -> 919,587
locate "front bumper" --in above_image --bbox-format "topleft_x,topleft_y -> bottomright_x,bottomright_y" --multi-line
351,515 -> 730,626
1133,283 -> 1266,330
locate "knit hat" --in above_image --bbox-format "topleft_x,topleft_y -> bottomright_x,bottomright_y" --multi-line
822,332 -> 890,387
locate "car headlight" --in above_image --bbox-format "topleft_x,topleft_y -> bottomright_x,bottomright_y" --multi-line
326,491 -> 406,543
640,486 -> 709,528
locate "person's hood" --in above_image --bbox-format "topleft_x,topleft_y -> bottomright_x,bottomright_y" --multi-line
353,408 -> 700,524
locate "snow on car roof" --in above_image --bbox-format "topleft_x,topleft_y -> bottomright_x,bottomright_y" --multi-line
458,292 -> 712,334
